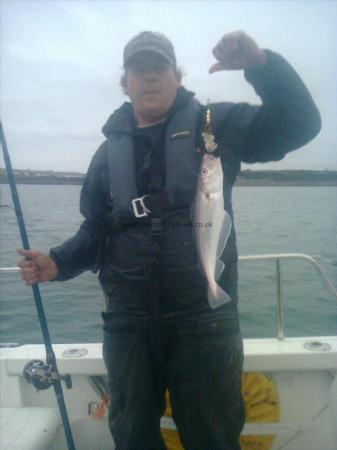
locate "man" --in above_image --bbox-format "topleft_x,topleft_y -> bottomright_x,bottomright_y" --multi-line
18,31 -> 321,450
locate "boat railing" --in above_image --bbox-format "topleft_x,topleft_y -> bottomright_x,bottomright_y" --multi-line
1,253 -> 337,341
238,253 -> 337,340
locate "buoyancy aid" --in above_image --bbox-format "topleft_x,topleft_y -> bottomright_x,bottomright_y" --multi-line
106,97 -> 205,227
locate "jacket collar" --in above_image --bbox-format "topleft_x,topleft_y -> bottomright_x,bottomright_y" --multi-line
102,87 -> 195,137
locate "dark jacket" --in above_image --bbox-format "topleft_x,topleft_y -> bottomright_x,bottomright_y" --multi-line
50,50 -> 321,323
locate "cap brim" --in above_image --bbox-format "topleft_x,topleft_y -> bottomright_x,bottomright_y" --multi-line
124,48 -> 175,67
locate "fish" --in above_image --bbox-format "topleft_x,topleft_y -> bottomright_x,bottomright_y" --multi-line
193,153 -> 232,308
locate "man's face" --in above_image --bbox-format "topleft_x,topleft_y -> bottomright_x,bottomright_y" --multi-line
123,52 -> 181,125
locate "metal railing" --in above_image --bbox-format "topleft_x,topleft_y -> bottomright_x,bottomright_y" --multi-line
1,253 -> 337,340
0,267 -> 21,273
238,253 -> 337,340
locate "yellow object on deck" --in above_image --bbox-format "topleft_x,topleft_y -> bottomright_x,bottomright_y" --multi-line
240,372 -> 280,450
161,391 -> 184,450
161,372 -> 280,450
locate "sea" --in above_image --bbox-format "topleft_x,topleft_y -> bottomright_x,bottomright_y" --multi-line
0,184 -> 336,344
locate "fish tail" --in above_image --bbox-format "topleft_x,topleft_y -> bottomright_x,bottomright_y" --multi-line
207,283 -> 231,309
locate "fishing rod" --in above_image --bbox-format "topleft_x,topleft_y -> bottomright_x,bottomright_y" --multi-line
0,121 -> 76,450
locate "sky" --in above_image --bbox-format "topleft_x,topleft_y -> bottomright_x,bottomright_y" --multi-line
1,0 -> 336,173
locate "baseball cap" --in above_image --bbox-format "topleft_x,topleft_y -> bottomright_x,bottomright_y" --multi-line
123,31 -> 176,67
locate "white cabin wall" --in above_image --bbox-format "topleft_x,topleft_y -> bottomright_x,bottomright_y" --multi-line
329,371 -> 337,446
19,375 -> 103,417
0,359 -> 22,406
271,370 -> 336,450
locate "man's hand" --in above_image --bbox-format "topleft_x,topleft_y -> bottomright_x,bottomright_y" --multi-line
209,31 -> 267,73
17,249 -> 59,285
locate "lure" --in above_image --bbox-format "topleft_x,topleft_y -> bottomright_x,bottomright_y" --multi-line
202,100 -> 218,153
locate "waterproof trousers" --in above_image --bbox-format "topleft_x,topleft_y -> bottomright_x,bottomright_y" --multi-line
103,318 -> 245,450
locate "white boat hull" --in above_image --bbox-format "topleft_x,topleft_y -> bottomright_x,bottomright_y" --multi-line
1,337 -> 336,450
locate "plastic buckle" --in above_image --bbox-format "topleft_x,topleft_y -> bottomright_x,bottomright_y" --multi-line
132,195 -> 151,218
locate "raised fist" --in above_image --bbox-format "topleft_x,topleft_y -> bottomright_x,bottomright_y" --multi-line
209,31 -> 267,73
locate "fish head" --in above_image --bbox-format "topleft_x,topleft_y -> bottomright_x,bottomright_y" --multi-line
198,154 -> 223,194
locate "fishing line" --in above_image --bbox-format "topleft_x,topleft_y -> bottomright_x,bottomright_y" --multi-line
0,121 -> 76,450
207,71 -> 211,106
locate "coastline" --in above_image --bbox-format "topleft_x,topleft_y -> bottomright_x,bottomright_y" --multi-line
1,169 -> 337,187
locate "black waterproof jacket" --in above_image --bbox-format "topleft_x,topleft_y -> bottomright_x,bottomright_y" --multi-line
50,51 -> 321,324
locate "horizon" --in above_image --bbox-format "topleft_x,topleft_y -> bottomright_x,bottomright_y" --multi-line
2,167 -> 337,175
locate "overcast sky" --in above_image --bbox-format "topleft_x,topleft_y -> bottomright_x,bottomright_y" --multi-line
1,0 -> 336,173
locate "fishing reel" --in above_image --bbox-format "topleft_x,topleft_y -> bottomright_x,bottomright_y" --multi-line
23,359 -> 72,391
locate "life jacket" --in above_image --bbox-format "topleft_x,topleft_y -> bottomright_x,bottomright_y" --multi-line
106,97 -> 204,227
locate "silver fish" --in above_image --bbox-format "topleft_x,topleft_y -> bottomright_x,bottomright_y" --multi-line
193,153 -> 232,308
